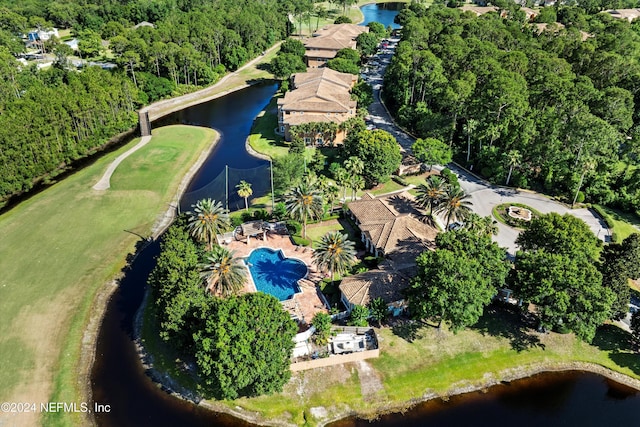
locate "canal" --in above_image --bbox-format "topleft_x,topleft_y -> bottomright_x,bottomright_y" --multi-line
91,3 -> 640,427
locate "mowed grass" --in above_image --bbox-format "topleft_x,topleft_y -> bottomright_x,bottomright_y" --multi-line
223,311 -> 640,426
0,125 -> 216,426
596,204 -> 640,243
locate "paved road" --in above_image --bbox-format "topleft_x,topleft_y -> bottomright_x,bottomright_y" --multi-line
361,39 -> 610,255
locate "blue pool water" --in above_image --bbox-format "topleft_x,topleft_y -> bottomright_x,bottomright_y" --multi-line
244,248 -> 307,301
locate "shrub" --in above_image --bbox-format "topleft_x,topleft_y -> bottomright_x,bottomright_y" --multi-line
575,191 -> 586,204
334,15 -> 352,24
391,175 -> 409,186
285,220 -> 302,235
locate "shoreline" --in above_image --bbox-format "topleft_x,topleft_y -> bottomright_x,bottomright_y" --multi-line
78,129 -> 220,426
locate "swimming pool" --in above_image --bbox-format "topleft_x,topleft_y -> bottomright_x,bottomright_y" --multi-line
244,247 -> 307,301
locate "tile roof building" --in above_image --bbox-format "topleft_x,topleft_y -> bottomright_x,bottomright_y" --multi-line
304,23 -> 369,68
277,68 -> 358,144
339,191 -> 439,314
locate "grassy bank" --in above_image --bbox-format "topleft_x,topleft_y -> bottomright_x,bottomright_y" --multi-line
218,310 -> 639,426
0,125 -> 216,427
594,204 -> 640,243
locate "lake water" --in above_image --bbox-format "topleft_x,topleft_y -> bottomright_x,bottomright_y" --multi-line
360,2 -> 404,29
329,371 -> 640,427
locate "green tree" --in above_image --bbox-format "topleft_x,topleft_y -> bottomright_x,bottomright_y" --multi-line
435,187 -> 473,228
511,250 -> 614,342
348,304 -> 369,327
193,293 -> 297,399
200,246 -> 247,297
270,52 -> 307,79
273,153 -> 305,194
415,175 -> 447,215
631,311 -> 640,346
326,57 -> 360,74
187,199 -> 230,250
515,213 -> 601,261
284,179 -> 323,239
504,149 -> 522,186
313,231 -> 356,281
311,311 -> 333,345
600,233 -> 640,319
148,223 -> 208,348
407,249 -> 497,331
279,38 -> 306,57
335,48 -> 360,64
236,180 -> 253,211
344,129 -> 402,187
334,15 -> 352,24
356,31 -> 380,57
411,137 -> 452,171
368,297 -> 389,327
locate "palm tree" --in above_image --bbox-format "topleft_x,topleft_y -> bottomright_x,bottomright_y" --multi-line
186,198 -> 230,250
349,174 -> 365,201
200,246 -> 246,297
572,158 -> 596,206
236,180 -> 253,211
415,175 -> 447,215
463,118 -> 478,163
334,166 -> 350,201
285,180 -> 324,240
345,156 -> 364,176
313,231 -> 356,282
464,212 -> 499,237
436,187 -> 473,228
324,183 -> 340,214
504,150 -> 522,186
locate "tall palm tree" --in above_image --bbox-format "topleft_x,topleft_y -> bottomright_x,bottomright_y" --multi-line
324,183 -> 340,214
200,246 -> 246,297
349,174 -> 365,201
463,118 -> 478,163
344,156 -> 364,177
504,150 -> 522,186
187,198 -> 230,250
284,180 -> 323,240
236,180 -> 253,211
334,166 -> 349,201
415,175 -> 447,214
313,231 -> 356,282
436,187 -> 473,228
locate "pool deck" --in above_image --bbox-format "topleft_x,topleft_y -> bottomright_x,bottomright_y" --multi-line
224,231 -> 329,324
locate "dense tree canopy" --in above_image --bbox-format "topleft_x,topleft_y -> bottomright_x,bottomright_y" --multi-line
408,230 -> 509,331
148,220 -> 297,400
343,129 -> 402,187
600,233 -> 640,319
0,0 -> 290,203
384,4 -> 640,210
515,213 -> 602,261
511,250 -> 614,342
193,293 -> 297,399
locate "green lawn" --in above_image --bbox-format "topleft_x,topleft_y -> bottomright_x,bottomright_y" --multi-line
595,204 -> 640,243
223,310 -> 640,426
0,125 -> 216,426
307,220 -> 348,246
247,95 -> 290,159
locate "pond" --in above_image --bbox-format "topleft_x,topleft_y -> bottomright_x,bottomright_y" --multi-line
360,2 -> 404,29
329,371 -> 640,427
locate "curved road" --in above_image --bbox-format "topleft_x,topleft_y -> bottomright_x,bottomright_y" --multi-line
362,38 -> 610,256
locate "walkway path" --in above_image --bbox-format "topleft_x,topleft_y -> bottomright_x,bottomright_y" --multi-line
93,42 -> 282,191
92,135 -> 152,190
362,38 -> 609,255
